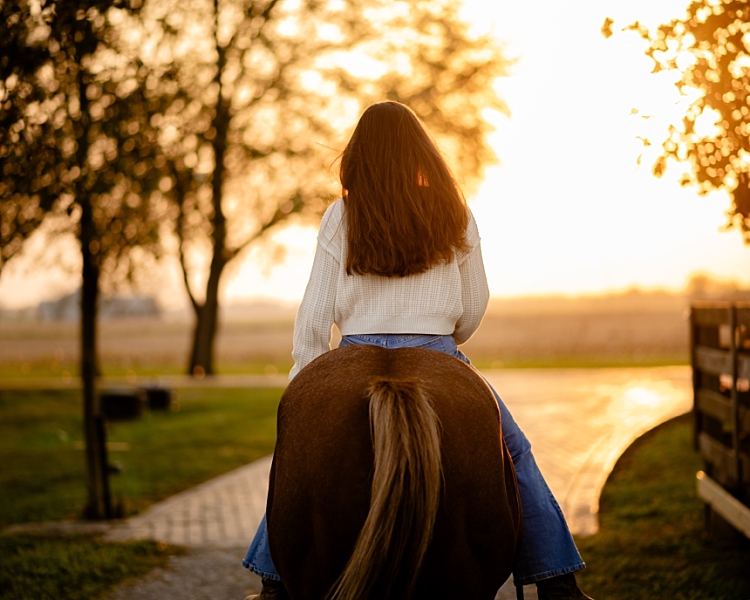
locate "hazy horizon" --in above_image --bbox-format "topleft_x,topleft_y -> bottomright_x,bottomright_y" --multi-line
4,272 -> 748,319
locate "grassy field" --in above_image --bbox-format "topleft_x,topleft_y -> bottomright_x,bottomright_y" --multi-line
464,310 -> 688,368
0,299 -> 690,380
576,414 -> 750,599
0,387 -> 282,527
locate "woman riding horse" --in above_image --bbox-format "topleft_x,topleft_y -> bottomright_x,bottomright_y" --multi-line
243,101 -> 593,600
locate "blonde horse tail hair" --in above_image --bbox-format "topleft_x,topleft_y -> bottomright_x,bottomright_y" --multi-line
327,377 -> 442,600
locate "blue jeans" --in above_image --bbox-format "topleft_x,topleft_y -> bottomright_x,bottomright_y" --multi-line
243,334 -> 585,586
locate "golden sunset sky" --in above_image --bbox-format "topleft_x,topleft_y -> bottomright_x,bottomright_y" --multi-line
1,0 -> 748,309
221,0 -> 750,304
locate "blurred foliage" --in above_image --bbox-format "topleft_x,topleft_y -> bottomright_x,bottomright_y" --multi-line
610,1 -> 750,243
149,0 -> 508,245
135,0 -> 510,373
0,0 -> 172,281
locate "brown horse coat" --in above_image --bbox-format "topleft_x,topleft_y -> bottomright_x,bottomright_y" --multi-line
266,344 -> 521,600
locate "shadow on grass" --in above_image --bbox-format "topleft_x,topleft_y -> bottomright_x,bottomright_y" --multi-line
575,413 -> 750,599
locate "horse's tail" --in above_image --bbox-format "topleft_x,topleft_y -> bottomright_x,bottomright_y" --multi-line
327,377 -> 442,600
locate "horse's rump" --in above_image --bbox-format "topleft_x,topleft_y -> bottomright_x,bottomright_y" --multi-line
266,344 -> 521,600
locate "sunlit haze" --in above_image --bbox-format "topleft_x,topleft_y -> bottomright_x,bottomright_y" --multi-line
1,0 -> 749,309
461,0 -> 750,298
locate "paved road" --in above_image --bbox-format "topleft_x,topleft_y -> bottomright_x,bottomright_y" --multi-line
99,366 -> 691,600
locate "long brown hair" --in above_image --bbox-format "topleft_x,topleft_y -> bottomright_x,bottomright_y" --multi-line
340,102 -> 469,277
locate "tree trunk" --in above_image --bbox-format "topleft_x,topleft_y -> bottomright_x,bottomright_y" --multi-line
188,6 -> 229,377
80,197 -> 106,519
188,253 -> 225,376
73,43 -> 107,518
182,2 -> 236,377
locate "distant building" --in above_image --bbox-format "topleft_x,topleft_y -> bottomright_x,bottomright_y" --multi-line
101,295 -> 160,319
38,291 -> 80,322
37,289 -> 160,322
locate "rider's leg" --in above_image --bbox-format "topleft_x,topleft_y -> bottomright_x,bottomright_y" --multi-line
242,514 -> 283,581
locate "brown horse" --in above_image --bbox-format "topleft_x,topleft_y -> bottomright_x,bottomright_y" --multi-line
266,344 -> 522,600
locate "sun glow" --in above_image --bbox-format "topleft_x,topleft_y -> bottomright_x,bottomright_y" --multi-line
455,0 -> 750,298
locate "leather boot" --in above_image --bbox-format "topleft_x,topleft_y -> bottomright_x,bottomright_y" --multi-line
244,578 -> 290,600
536,573 -> 593,600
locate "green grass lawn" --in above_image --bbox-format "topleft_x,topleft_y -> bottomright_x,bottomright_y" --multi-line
0,360 -> 297,380
576,413 -> 750,599
0,534 -> 184,600
0,386 -> 281,600
0,387 -> 282,526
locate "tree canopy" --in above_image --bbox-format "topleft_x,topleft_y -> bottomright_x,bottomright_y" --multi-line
606,1 -> 750,242
142,0 -> 509,374
1,1 -> 171,278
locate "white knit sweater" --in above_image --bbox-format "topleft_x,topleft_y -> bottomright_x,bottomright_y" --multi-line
290,198 -> 490,379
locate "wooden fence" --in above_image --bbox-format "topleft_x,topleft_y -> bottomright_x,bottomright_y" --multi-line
691,302 -> 750,537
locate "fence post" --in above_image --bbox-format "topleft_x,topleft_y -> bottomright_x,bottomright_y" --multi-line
730,303 -> 740,490
690,306 -> 700,450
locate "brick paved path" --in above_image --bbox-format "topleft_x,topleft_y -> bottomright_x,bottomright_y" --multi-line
100,366 -> 691,600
